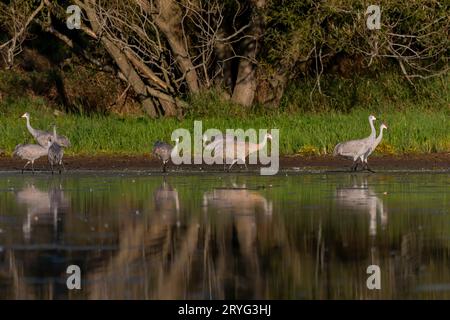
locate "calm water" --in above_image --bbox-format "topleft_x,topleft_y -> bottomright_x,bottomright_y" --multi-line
0,172 -> 449,299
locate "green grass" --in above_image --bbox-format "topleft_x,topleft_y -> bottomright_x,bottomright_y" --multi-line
0,72 -> 448,156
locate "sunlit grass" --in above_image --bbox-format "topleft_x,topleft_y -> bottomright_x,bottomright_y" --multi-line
0,98 -> 448,156
0,72 -> 448,156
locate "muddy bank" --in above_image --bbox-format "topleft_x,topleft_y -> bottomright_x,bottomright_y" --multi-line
0,153 -> 449,172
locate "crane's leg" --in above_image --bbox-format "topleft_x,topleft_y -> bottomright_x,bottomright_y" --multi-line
59,161 -> 65,174
350,161 -> 358,172
51,163 -> 54,175
228,159 -> 238,171
31,161 -> 35,174
162,161 -> 167,173
22,161 -> 30,174
244,161 -> 248,171
365,162 -> 375,173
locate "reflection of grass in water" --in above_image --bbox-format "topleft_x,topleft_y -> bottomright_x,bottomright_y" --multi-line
0,174 -> 449,299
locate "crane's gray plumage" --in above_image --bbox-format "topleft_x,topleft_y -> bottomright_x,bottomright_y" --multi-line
152,139 -> 178,172
21,112 -> 71,148
203,133 -> 243,155
48,125 -> 65,174
13,140 -> 51,173
333,115 -> 377,171
226,133 -> 272,171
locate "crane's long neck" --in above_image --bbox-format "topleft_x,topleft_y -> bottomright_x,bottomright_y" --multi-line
26,116 -> 35,135
256,135 -> 269,152
374,127 -> 385,146
369,118 -> 376,140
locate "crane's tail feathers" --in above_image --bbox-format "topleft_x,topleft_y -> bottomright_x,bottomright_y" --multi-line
12,144 -> 23,158
333,144 -> 341,157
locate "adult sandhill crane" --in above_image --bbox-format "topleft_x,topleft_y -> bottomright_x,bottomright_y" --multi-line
152,138 -> 179,172
13,138 -> 52,173
20,112 -> 71,147
203,133 -> 240,151
227,133 -> 273,171
48,125 -> 65,174
333,115 -> 377,171
360,123 -> 388,172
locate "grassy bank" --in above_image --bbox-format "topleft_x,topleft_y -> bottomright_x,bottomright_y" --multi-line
0,73 -> 448,156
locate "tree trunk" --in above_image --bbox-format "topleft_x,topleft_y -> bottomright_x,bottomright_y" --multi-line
83,0 -> 158,117
231,0 -> 266,107
149,0 -> 200,94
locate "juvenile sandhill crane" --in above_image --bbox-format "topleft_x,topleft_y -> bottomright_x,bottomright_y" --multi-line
333,115 -> 377,171
227,133 -> 273,171
152,138 -> 179,172
20,112 -> 71,147
360,123 -> 388,172
48,125 -> 65,174
13,138 -> 52,173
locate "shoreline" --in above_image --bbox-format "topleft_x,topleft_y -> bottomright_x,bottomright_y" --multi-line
0,153 -> 449,172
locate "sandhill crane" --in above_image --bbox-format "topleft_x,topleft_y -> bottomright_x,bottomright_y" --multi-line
13,138 -> 52,173
227,133 -> 273,171
48,125 -> 65,174
203,133 -> 240,150
20,112 -> 71,148
360,123 -> 388,172
333,115 -> 377,171
152,138 -> 179,172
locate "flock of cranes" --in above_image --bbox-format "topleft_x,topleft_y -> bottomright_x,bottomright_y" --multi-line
333,115 -> 387,172
13,113 -> 69,174
7,112 -> 386,173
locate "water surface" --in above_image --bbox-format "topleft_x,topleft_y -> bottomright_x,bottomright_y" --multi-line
0,172 -> 449,299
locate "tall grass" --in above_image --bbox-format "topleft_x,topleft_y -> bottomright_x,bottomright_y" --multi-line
0,72 -> 448,156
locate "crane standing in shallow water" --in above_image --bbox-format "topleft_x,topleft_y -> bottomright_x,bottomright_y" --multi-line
20,112 -> 71,148
48,125 -> 65,174
13,138 -> 52,173
227,133 -> 273,171
333,115 -> 377,172
152,138 -> 179,172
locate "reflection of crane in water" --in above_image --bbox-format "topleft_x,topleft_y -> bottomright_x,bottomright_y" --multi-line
15,183 -> 69,240
203,183 -> 273,297
335,176 -> 387,236
154,179 -> 180,226
203,184 -> 273,216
